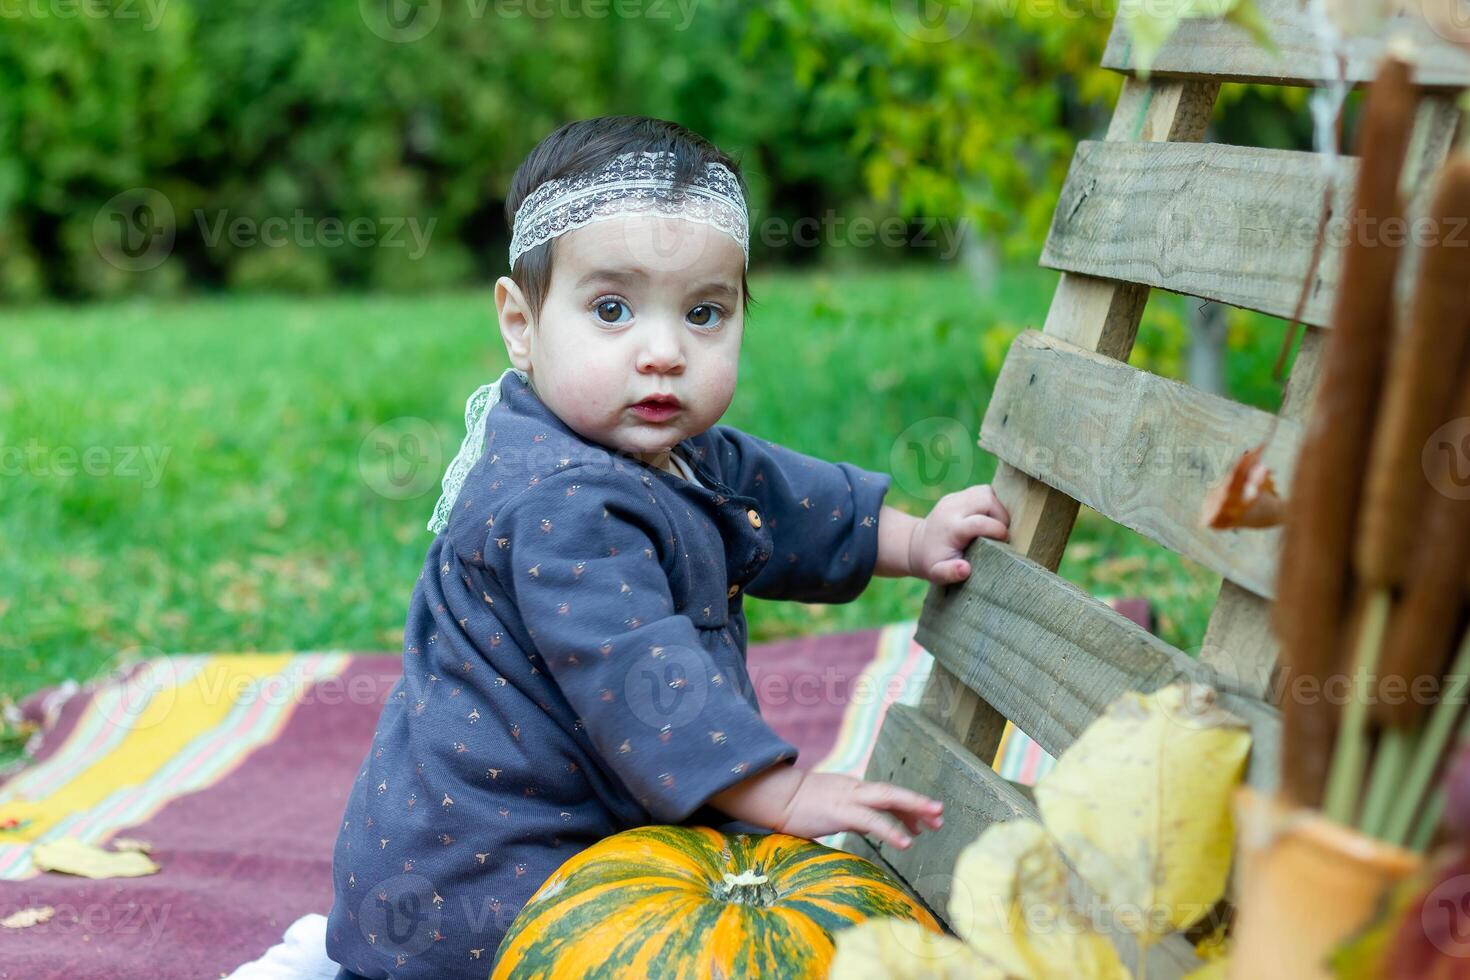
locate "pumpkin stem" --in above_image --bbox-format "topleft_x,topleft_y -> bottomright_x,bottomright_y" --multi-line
718,868 -> 778,906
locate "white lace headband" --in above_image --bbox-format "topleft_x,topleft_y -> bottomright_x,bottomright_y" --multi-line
508,150 -> 749,268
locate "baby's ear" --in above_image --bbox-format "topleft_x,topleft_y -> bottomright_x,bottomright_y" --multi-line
495,276 -> 535,371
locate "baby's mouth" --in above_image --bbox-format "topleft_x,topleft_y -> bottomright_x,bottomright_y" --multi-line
631,395 -> 682,422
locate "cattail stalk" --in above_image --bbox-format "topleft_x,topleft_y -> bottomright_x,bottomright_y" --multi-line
1382,627 -> 1470,845
1367,156 -> 1470,728
1324,589 -> 1392,824
1274,53 -> 1418,807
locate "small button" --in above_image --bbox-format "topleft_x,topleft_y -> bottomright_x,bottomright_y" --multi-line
727,584 -> 740,599
746,509 -> 762,529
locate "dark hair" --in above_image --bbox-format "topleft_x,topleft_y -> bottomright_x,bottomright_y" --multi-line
505,115 -> 753,321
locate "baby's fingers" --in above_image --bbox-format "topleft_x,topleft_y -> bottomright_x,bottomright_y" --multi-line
853,780 -> 944,817
849,806 -> 914,850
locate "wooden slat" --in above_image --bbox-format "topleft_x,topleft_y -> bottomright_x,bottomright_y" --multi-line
858,703 -> 1037,922
857,703 -> 1209,978
1042,140 -> 1350,327
1195,97 -> 1462,698
917,75 -> 1221,757
981,329 -> 1301,598
915,538 -> 1282,792
1102,0 -> 1470,88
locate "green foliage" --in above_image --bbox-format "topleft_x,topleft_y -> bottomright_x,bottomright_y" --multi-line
751,0 -> 1124,260
0,0 -> 878,299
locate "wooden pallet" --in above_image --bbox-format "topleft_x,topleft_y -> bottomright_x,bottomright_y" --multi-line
846,4 -> 1468,974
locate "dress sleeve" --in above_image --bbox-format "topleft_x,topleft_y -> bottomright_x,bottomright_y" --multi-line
710,426 -> 893,604
495,465 -> 800,825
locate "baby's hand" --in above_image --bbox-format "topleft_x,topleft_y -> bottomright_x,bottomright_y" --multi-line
909,484 -> 1010,585
775,771 -> 944,850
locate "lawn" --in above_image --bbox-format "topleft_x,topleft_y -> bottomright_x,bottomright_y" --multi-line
0,263 -> 1297,710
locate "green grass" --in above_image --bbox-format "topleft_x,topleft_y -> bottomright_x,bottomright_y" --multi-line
0,264 -> 1299,709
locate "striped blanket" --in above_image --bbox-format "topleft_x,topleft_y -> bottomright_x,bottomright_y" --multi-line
0,622 -> 1055,979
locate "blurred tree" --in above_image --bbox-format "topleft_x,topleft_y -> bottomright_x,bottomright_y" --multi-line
0,0 -> 1315,299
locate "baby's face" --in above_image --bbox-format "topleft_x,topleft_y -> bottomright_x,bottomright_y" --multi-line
509,214 -> 745,469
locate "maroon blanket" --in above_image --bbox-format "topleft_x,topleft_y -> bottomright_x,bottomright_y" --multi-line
0,628 -> 886,980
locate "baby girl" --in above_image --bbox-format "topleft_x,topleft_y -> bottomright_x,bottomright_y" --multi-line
326,115 -> 1011,978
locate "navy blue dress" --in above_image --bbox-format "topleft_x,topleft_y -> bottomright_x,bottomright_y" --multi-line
326,370 -> 892,977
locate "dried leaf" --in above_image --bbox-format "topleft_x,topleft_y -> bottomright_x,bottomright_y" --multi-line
828,915 -> 1005,980
1201,444 -> 1284,530
1035,683 -> 1252,949
33,838 -> 160,879
949,820 -> 1129,980
1,906 -> 54,929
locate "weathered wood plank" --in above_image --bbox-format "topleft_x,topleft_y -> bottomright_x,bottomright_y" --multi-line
855,703 -> 1210,979
1102,0 -> 1470,88
918,76 -> 1220,754
859,702 -> 1038,924
1042,140 -> 1351,327
981,329 -> 1301,598
915,537 -> 1282,793
1195,97 -> 1461,698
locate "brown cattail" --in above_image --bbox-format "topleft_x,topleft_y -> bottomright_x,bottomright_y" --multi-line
1359,156 -> 1470,588
1365,156 -> 1470,725
1376,376 -> 1470,728
1273,54 -> 1418,806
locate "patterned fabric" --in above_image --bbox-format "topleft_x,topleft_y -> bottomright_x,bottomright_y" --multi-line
0,653 -> 352,881
326,371 -> 892,977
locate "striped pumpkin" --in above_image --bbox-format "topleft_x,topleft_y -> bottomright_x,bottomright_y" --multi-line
492,825 -> 940,978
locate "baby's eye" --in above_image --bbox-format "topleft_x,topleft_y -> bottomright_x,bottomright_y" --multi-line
687,304 -> 724,329
593,298 -> 632,324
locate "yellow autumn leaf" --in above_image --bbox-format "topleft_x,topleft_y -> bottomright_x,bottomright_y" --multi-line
829,915 -> 1006,980
949,819 -> 1130,980
1183,959 -> 1230,979
1035,683 -> 1251,950
32,838 -> 160,879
